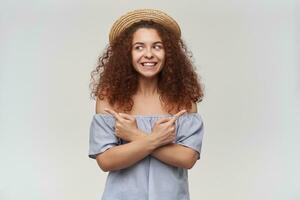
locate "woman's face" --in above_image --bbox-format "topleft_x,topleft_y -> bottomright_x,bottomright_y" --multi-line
131,28 -> 165,78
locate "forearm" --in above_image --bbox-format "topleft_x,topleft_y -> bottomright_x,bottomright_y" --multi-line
151,144 -> 197,169
96,136 -> 157,172
135,133 -> 196,169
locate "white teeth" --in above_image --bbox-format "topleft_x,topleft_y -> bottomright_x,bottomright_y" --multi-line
142,62 -> 156,66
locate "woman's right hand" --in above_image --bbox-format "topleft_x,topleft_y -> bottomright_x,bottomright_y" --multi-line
150,110 -> 186,147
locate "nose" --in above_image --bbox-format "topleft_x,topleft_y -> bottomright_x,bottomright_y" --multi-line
144,48 -> 154,59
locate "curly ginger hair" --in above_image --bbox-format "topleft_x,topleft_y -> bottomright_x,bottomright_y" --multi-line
89,20 -> 204,114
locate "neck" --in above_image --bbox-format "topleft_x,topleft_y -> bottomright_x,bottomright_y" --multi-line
136,76 -> 159,96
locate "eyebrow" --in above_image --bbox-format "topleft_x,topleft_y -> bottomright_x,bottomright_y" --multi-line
132,41 -> 163,46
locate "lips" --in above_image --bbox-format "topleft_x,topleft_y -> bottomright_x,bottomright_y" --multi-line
140,62 -> 157,67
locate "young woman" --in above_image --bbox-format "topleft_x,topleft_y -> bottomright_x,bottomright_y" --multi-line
89,9 -> 205,200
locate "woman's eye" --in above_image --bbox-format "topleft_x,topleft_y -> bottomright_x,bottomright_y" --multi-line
135,46 -> 143,50
153,45 -> 163,50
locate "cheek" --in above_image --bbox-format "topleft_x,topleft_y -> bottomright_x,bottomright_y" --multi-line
158,51 -> 165,61
131,51 -> 141,62
131,53 -> 140,69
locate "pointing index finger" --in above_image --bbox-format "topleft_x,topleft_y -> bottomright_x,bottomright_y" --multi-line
174,109 -> 187,118
119,113 -> 135,121
104,108 -> 122,121
169,109 -> 187,124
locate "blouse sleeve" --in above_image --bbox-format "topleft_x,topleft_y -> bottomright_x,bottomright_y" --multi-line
175,113 -> 205,160
88,114 -> 118,159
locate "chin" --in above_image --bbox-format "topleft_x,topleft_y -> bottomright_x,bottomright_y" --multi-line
139,72 -> 160,78
138,69 -> 162,78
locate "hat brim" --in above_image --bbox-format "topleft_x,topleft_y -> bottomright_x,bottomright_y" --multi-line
109,9 -> 181,44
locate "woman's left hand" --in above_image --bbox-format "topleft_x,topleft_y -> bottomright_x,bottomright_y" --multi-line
104,108 -> 140,142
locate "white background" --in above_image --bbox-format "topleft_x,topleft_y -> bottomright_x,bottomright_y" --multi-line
0,0 -> 299,199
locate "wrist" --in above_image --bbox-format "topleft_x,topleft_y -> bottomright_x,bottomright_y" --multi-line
131,129 -> 147,141
130,129 -> 160,151
147,134 -> 160,150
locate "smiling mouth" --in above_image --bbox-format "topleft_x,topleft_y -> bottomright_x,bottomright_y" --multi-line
140,62 -> 158,67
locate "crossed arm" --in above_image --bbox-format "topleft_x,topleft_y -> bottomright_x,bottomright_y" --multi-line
96,132 -> 198,172
95,99 -> 198,172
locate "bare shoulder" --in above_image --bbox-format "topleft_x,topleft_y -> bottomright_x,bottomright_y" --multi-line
187,101 -> 198,113
95,97 -> 115,114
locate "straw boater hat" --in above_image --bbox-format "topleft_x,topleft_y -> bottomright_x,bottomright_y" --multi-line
109,9 -> 181,44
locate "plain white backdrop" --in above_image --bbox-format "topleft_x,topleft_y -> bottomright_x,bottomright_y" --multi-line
0,0 -> 299,199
